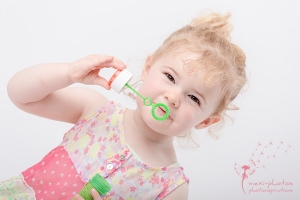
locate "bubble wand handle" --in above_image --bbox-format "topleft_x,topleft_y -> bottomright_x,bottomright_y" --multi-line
125,83 -> 146,101
125,83 -> 170,121
107,69 -> 169,121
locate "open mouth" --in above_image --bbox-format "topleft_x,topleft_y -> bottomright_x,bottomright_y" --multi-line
151,101 -> 171,120
156,106 -> 171,119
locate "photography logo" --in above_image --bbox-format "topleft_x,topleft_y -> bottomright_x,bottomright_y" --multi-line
234,141 -> 293,194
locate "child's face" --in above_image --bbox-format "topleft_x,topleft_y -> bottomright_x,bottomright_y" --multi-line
137,50 -> 222,137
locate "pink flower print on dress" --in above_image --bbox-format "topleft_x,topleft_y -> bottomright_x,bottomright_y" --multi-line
107,107 -> 114,115
126,164 -> 134,170
74,132 -> 79,141
130,186 -> 137,193
84,147 -> 89,155
86,163 -> 91,171
150,174 -> 160,185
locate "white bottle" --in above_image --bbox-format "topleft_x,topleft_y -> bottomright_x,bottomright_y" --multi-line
108,69 -> 133,93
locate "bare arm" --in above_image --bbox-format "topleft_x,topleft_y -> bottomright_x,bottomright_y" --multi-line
7,55 -> 126,124
163,182 -> 189,200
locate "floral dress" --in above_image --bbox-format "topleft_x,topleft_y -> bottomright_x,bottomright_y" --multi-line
0,101 -> 188,200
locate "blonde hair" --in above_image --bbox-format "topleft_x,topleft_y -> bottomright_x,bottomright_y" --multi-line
127,12 -> 247,146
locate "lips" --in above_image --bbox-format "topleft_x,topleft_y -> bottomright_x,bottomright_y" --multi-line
155,105 -> 172,119
159,106 -> 166,113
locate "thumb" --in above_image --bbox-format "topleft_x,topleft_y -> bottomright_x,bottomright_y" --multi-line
90,188 -> 102,200
93,76 -> 111,90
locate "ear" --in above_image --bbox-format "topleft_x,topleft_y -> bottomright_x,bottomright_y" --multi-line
194,114 -> 221,129
141,54 -> 153,81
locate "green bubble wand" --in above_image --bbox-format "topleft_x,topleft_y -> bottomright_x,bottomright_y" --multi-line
108,69 -> 170,121
125,83 -> 170,121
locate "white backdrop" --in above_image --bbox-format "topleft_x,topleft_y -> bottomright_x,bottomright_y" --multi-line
0,1 -> 299,199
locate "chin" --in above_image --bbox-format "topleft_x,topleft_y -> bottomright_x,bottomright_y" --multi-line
150,119 -> 175,136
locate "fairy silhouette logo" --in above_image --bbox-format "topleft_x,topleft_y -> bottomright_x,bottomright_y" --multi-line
234,141 -> 293,194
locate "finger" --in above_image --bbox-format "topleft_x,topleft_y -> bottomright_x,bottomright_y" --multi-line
102,55 -> 114,62
93,76 -> 111,90
90,189 -> 102,200
113,57 -> 126,67
108,59 -> 126,69
73,194 -> 84,200
96,55 -> 114,61
100,56 -> 126,69
94,57 -> 126,71
90,55 -> 114,67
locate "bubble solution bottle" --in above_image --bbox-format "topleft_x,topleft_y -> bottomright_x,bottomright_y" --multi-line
79,174 -> 111,200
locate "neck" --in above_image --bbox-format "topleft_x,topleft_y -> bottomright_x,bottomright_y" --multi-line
123,108 -> 177,167
130,108 -> 174,144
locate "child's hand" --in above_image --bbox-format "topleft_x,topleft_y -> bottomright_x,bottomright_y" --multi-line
68,54 -> 126,89
73,189 -> 102,200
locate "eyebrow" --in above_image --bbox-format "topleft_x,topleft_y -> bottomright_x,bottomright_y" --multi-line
193,88 -> 207,104
165,66 -> 207,104
167,66 -> 179,77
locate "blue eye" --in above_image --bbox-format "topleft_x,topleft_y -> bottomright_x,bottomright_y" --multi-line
165,73 -> 175,83
188,95 -> 200,105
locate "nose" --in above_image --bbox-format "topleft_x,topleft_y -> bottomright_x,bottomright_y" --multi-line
164,89 -> 180,108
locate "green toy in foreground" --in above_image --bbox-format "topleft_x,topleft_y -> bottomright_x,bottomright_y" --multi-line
79,174 -> 111,200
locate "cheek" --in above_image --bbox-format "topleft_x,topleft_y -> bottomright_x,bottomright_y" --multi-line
137,99 -> 164,130
178,107 -> 201,125
139,79 -> 164,97
136,95 -> 146,111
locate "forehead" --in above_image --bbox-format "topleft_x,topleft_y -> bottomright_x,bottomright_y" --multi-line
166,53 -> 220,89
167,49 -> 200,63
161,48 -> 222,88
158,49 -> 203,77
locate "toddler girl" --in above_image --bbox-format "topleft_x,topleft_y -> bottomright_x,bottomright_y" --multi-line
0,12 -> 247,200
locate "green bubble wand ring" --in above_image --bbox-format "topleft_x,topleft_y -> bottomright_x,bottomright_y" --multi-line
125,83 -> 170,121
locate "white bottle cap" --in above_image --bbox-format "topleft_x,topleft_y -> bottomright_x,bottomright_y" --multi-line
108,69 -> 133,93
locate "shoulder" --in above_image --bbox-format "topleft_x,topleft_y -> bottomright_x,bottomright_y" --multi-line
163,182 -> 189,200
66,86 -> 110,122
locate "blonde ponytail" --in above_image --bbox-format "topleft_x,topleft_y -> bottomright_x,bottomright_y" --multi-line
190,12 -> 233,39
